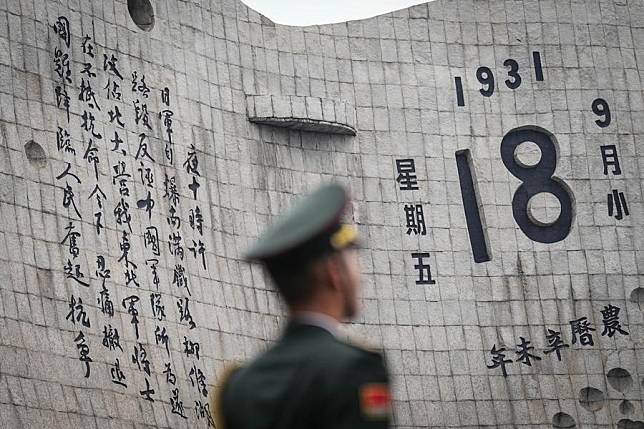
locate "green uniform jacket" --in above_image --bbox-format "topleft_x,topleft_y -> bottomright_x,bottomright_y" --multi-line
219,321 -> 391,429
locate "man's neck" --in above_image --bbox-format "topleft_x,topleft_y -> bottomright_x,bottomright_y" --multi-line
291,310 -> 341,336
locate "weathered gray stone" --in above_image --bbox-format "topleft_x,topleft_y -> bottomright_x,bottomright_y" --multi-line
0,0 -> 642,428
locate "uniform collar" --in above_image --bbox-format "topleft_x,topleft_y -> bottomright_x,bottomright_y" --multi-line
290,311 -> 341,338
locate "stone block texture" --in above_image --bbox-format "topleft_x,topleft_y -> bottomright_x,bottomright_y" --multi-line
0,0 -> 642,427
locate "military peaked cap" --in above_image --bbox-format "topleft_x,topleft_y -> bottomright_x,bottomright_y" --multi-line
245,183 -> 358,264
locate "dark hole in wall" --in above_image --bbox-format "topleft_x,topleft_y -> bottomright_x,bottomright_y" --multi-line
617,419 -> 644,429
24,140 -> 47,168
607,368 -> 633,393
552,412 -> 576,428
578,387 -> 606,412
619,400 -> 634,416
630,287 -> 644,306
128,0 -> 155,31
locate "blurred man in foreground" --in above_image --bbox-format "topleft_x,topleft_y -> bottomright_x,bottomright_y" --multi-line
213,183 -> 391,428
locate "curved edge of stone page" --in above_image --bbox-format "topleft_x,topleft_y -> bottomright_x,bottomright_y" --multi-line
247,95 -> 357,135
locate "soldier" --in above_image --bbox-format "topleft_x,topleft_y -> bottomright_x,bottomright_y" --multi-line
212,183 -> 391,428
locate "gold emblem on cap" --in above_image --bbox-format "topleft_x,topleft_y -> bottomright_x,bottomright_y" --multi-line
330,225 -> 358,250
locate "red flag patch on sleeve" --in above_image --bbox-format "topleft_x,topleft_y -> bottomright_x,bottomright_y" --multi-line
359,383 -> 391,420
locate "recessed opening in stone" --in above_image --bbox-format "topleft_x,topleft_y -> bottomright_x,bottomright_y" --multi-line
619,400 -> 634,415
578,387 -> 606,412
552,412 -> 576,428
514,140 -> 542,168
128,0 -> 155,31
617,419 -> 644,429
607,368 -> 633,393
527,192 -> 561,226
24,140 -> 47,168
630,288 -> 644,306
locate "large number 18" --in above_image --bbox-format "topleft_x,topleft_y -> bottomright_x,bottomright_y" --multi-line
457,126 -> 575,262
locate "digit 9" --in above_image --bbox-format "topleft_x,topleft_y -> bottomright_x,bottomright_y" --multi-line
476,66 -> 495,97
592,98 -> 611,128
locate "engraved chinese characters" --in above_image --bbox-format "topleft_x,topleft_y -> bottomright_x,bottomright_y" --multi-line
487,305 -> 629,378
592,98 -> 630,220
51,17 -> 214,427
394,159 -> 436,286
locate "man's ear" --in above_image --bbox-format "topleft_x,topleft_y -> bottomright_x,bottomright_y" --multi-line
321,254 -> 343,293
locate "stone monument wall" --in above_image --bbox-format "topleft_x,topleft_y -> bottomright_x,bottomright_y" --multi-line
0,0 -> 642,427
